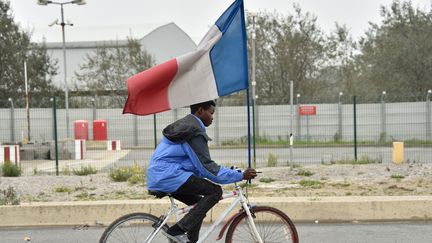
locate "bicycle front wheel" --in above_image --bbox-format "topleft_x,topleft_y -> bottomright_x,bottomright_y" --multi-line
225,206 -> 299,243
99,212 -> 174,243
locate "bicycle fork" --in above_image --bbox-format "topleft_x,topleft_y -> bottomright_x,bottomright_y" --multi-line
242,201 -> 264,243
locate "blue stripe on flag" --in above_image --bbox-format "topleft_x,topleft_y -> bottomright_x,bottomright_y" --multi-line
210,0 -> 249,97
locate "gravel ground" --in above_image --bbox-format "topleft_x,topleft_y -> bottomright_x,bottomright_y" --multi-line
1,162 -> 432,203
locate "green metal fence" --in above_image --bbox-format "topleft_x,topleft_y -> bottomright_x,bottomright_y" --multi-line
0,92 -> 431,175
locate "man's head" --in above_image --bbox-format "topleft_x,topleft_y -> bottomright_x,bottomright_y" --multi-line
190,100 -> 216,127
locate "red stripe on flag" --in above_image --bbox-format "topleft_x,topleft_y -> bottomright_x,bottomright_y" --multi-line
123,58 -> 178,115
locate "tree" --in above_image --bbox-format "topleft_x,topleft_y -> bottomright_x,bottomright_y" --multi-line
355,0 -> 432,101
74,38 -> 155,108
319,24 -> 360,100
246,5 -> 328,104
0,0 -> 58,108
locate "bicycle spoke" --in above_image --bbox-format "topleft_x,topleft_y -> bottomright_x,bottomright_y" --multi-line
99,213 -> 172,243
225,206 -> 298,243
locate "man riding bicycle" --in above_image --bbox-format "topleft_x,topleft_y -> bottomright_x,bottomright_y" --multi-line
146,100 -> 257,243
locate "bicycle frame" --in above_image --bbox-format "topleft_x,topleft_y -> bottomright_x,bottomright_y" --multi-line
145,183 -> 264,243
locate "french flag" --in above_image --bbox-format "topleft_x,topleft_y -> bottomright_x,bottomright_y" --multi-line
123,0 -> 248,115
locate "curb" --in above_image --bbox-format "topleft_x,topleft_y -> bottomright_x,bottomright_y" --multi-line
1,196 -> 432,227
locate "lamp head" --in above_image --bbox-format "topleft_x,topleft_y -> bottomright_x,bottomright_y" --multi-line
296,94 -> 301,98
339,92 -> 343,96
428,90 -> 432,94
48,19 -> 58,27
382,91 -> 386,95
37,0 -> 50,6
72,0 -> 86,5
8,97 -> 12,102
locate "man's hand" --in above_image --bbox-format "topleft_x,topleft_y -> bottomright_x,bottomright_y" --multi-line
243,168 -> 258,180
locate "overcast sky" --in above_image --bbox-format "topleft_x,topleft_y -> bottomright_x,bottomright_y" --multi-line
9,0 -> 432,44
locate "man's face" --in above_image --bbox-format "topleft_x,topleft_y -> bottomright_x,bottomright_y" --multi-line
197,105 -> 215,127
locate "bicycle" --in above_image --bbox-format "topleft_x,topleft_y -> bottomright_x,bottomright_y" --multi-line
100,180 -> 299,243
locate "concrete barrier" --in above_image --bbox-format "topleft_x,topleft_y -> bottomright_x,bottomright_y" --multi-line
1,196 -> 432,227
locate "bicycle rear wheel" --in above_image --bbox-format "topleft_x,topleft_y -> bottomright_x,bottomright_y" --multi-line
225,206 -> 299,243
99,212 -> 174,243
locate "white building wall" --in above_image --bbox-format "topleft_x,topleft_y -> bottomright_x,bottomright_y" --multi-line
45,23 -> 197,88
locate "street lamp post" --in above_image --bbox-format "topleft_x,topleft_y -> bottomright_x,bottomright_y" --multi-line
37,0 -> 86,139
8,98 -> 15,143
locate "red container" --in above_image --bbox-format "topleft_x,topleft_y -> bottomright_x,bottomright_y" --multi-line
93,119 -> 107,140
74,120 -> 88,140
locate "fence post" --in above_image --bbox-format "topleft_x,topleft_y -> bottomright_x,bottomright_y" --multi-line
153,114 -> 157,149
255,102 -> 260,140
427,90 -> 432,141
214,101 -> 220,146
338,92 -> 343,141
173,108 -> 178,122
8,98 -> 15,143
380,91 -> 387,142
91,97 -> 97,121
296,94 -> 301,141
52,97 -> 59,176
133,115 -> 138,146
353,96 -> 358,161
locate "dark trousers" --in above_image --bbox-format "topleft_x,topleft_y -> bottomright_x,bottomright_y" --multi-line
172,175 -> 222,243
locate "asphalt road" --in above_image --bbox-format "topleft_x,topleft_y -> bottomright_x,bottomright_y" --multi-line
1,222 -> 432,243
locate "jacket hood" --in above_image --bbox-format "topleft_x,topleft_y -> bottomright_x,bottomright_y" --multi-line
162,114 -> 202,143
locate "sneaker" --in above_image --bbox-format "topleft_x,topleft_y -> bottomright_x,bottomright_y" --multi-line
162,230 -> 190,243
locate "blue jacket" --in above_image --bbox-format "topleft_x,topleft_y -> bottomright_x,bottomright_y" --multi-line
146,114 -> 243,192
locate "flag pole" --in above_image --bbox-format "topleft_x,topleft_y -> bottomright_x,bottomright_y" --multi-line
246,87 -> 252,169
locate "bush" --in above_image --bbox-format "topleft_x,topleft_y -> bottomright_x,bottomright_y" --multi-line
73,165 -> 97,176
62,166 -> 72,175
54,186 -> 73,193
267,153 -> 278,167
0,186 -> 20,205
109,167 -> 134,182
299,179 -> 321,188
2,161 -> 21,177
333,155 -> 382,165
109,164 -> 146,185
259,177 -> 275,183
297,169 -> 314,176
391,174 -> 405,179
128,173 -> 145,185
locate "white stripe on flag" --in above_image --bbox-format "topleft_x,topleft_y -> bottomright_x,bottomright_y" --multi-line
168,26 -> 222,109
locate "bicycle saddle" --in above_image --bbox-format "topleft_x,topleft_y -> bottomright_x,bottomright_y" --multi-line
148,190 -> 172,198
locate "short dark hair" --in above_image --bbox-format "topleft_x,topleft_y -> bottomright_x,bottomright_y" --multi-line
190,100 -> 216,114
